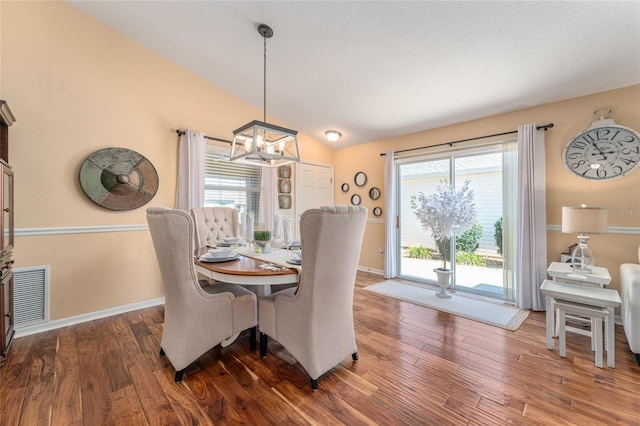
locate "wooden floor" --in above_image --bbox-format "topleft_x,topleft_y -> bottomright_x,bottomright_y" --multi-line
1,271 -> 639,425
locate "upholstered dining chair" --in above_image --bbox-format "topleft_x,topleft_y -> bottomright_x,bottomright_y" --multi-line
258,205 -> 368,391
191,207 -> 240,249
146,206 -> 257,382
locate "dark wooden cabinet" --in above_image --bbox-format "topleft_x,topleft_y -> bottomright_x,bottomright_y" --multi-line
0,101 -> 15,366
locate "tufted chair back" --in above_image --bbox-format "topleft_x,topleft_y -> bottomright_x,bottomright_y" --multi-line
190,207 -> 239,248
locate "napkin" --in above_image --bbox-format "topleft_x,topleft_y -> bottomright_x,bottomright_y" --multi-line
283,217 -> 293,246
246,211 -> 255,242
239,211 -> 247,239
273,213 -> 282,240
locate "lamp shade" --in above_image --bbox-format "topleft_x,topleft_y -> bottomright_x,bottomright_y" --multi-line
562,206 -> 608,234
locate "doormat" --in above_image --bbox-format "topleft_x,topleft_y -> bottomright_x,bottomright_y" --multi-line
365,280 -> 529,331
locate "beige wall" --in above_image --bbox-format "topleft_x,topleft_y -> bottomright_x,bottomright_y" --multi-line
1,1 -> 331,320
335,85 -> 640,292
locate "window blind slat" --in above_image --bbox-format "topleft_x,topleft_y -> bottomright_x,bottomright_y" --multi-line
204,147 -> 262,217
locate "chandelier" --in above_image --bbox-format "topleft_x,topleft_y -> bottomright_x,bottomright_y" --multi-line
230,24 -> 300,167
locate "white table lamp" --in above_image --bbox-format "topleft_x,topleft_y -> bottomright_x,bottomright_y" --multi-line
562,205 -> 608,273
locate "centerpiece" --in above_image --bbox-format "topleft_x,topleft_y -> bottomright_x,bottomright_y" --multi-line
253,229 -> 273,253
410,179 -> 477,298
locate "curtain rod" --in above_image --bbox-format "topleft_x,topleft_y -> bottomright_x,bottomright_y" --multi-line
379,123 -> 554,157
176,129 -> 232,145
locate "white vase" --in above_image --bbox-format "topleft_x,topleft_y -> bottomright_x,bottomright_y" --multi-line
434,268 -> 453,298
255,240 -> 272,254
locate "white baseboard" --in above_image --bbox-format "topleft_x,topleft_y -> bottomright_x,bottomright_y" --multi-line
358,266 -> 384,275
14,297 -> 165,338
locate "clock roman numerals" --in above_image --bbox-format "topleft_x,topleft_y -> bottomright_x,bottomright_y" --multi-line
562,124 -> 640,181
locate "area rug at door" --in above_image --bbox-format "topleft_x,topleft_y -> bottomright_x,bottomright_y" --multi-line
365,280 -> 529,331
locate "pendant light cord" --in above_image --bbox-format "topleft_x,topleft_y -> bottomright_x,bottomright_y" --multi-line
263,34 -> 267,122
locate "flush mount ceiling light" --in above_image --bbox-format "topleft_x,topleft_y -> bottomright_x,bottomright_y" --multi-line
230,24 -> 300,168
325,130 -> 342,143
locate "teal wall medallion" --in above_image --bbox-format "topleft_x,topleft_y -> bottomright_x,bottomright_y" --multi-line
79,147 -> 158,211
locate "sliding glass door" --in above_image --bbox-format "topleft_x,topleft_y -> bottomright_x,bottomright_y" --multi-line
397,143 -> 515,301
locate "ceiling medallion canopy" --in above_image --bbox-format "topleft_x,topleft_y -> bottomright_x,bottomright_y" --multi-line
230,24 -> 300,168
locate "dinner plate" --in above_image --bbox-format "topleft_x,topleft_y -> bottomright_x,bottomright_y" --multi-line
199,254 -> 240,263
281,243 -> 301,249
217,242 -> 245,247
222,237 -> 241,244
286,258 -> 302,265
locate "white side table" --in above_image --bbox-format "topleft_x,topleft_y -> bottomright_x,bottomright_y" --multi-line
547,262 -> 611,288
541,280 -> 621,367
546,262 -> 612,350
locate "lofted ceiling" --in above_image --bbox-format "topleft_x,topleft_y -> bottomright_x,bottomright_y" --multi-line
67,1 -> 640,149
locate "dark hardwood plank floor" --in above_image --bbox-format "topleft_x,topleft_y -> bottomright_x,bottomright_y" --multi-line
1,271 -> 639,425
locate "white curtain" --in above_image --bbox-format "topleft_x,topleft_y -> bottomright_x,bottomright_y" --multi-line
502,138 -> 518,302
176,130 -> 205,211
260,167 -> 277,231
516,124 -> 547,310
384,151 -> 397,279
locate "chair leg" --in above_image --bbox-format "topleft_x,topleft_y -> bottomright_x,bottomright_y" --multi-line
159,347 -> 165,356
311,379 -> 318,392
260,332 -> 268,358
352,352 -> 358,361
174,369 -> 184,382
250,326 -> 257,352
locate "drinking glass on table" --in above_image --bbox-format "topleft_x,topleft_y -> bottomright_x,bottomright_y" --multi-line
284,233 -> 293,250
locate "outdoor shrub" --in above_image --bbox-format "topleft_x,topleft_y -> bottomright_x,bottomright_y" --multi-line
494,217 -> 503,255
407,245 -> 433,259
436,223 -> 484,261
456,251 -> 486,266
456,223 -> 483,252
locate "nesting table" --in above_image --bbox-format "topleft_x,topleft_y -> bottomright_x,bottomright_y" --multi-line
540,279 -> 621,367
546,262 -> 611,287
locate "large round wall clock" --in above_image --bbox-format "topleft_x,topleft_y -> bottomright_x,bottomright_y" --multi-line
563,115 -> 640,181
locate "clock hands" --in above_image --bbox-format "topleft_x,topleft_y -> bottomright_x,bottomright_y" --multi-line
589,141 -> 607,160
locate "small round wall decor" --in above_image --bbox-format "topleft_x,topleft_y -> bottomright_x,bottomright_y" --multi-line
79,147 -> 159,211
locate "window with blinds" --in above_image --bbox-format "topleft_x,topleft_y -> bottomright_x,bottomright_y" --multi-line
204,146 -> 262,218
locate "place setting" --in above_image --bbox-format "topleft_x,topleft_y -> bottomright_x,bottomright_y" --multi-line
198,246 -> 240,263
286,250 -> 302,265
216,237 -> 246,248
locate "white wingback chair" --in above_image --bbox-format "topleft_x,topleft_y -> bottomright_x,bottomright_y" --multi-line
191,207 -> 239,248
620,245 -> 640,364
147,206 -> 257,381
258,205 -> 368,391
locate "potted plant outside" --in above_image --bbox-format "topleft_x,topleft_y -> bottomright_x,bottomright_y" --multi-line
254,229 -> 272,253
410,179 -> 477,298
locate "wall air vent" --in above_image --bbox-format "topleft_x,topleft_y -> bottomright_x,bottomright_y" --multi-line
14,266 -> 49,327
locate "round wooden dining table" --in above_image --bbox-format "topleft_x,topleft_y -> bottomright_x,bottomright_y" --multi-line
194,247 -> 300,296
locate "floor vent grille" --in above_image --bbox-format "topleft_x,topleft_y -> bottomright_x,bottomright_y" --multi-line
14,266 -> 49,327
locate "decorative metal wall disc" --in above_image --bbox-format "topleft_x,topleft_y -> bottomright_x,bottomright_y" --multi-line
79,147 -> 158,211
